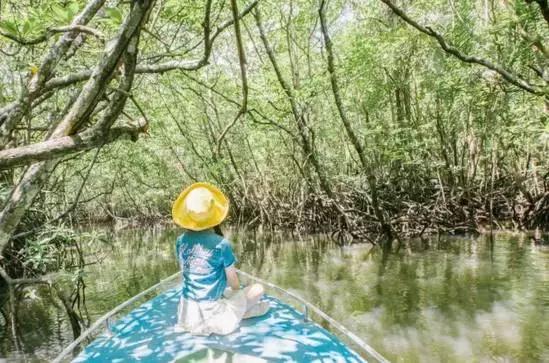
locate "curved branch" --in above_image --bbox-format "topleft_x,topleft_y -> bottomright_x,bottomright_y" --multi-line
216,0 -> 249,156
380,0 -> 546,96
0,119 -> 148,170
0,0 -> 107,147
0,265 -> 52,286
319,0 -> 394,241
0,25 -> 104,46
39,0 -> 259,81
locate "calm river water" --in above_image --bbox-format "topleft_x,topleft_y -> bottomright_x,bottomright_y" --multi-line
0,227 -> 548,362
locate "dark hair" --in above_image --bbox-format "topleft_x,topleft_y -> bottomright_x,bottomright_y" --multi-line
214,225 -> 224,237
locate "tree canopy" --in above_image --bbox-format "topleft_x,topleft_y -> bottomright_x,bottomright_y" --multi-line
0,0 -> 547,277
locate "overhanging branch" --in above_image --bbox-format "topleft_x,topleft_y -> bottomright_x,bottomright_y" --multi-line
216,0 -> 250,156
0,25 -> 104,46
380,0 -> 546,96
0,119 -> 148,170
40,0 -> 259,84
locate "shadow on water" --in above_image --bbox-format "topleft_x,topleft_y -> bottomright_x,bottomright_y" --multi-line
0,227 -> 548,362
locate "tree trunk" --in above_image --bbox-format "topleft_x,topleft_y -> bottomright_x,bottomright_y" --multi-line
255,9 -> 330,196
318,0 -> 393,241
255,8 -> 353,231
0,0 -> 153,254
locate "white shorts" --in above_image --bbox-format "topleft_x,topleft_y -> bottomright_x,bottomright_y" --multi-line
176,288 -> 248,336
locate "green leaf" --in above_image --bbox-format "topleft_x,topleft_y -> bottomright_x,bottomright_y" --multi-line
22,20 -> 31,35
68,2 -> 80,18
105,7 -> 123,25
51,4 -> 72,23
0,20 -> 18,35
51,5 -> 66,21
27,18 -> 42,35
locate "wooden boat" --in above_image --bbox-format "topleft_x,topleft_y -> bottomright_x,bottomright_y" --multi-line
53,270 -> 388,363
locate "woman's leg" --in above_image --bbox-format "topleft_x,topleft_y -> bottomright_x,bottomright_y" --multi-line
244,283 -> 264,307
242,283 -> 269,319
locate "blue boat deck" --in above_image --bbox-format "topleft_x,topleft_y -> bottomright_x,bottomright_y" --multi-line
74,288 -> 366,362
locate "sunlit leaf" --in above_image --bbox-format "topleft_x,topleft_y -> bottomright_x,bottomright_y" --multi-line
0,20 -> 18,35
105,7 -> 123,25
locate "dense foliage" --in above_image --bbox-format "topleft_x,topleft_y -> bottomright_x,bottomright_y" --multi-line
0,0 -> 548,313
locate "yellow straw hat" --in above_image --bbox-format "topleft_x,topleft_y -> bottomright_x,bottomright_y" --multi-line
172,182 -> 229,231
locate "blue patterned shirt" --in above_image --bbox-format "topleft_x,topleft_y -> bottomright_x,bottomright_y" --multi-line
175,229 -> 237,301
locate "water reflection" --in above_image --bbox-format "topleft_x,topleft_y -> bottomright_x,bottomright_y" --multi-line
0,228 -> 547,362
234,231 -> 548,363
0,226 -> 179,361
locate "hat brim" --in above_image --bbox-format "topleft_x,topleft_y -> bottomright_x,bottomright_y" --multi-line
172,182 -> 229,231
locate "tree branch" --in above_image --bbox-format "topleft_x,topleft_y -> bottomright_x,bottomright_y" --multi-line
0,265 -> 52,286
0,25 -> 104,46
0,119 -> 148,170
320,0 -> 394,241
0,1 -> 153,256
0,0 -> 107,147
380,0 -> 546,96
38,0 -> 259,82
216,0 -> 249,156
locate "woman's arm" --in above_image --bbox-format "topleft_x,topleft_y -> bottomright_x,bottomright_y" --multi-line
225,265 -> 240,290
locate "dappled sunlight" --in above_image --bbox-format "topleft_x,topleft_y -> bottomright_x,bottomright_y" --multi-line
75,288 -> 364,362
